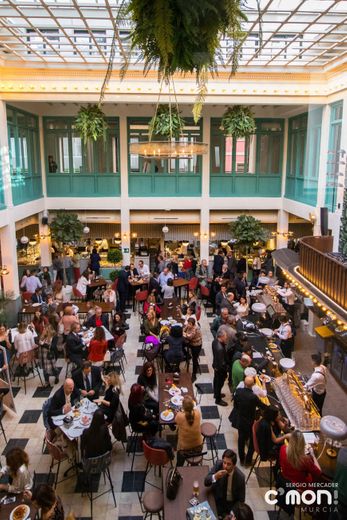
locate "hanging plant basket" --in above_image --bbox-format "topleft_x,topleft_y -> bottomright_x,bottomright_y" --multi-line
220,106 -> 256,138
149,104 -> 185,140
75,104 -> 108,144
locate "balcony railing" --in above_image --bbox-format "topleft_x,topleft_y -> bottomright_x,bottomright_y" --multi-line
299,236 -> 347,311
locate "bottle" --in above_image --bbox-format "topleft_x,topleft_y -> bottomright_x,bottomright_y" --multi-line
193,480 -> 199,497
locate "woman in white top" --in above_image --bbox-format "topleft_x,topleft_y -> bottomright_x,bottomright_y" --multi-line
76,270 -> 91,297
236,296 -> 249,318
0,447 -> 33,494
14,322 -> 36,357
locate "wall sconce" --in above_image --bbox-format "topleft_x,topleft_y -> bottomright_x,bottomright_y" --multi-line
210,232 -> 216,238
0,266 -> 9,276
309,212 -> 316,224
193,232 -> 199,237
203,233 -> 208,240
132,232 -> 138,239
123,233 -> 128,239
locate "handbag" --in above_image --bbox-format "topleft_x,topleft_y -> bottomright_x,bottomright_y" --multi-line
166,466 -> 182,500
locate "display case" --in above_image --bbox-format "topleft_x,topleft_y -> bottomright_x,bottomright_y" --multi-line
272,370 -> 321,431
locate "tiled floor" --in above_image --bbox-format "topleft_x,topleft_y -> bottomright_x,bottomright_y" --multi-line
1,308 -> 346,519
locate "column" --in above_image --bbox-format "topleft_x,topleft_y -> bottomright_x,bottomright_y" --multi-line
335,93 -> 347,250
280,118 -> 289,198
200,207 -> 210,261
314,105 -> 330,236
119,115 -> 128,199
0,221 -> 20,299
120,206 -> 131,266
276,209 -> 289,249
0,100 -> 13,208
39,116 -> 48,197
201,116 -> 210,198
39,212 -> 52,267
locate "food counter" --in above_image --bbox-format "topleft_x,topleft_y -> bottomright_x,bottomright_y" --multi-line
239,320 -> 320,431
272,370 -> 321,431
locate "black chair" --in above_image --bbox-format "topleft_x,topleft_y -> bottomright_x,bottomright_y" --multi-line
82,450 -> 116,519
126,426 -> 142,471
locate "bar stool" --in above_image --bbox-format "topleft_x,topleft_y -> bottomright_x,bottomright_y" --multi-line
138,490 -> 164,519
201,414 -> 222,464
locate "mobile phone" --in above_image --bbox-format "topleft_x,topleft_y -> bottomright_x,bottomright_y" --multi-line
3,496 -> 16,505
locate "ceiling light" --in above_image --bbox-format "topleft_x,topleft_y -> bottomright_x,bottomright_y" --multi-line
162,225 -> 169,234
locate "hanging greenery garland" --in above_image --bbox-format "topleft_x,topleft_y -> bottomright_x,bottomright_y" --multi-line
220,105 -> 256,138
148,104 -> 185,139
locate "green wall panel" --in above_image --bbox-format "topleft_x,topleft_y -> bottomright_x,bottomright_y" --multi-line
12,175 -> 43,206
210,174 -> 281,197
257,176 -> 282,196
47,175 -> 120,197
129,174 -> 201,197
285,177 -> 318,206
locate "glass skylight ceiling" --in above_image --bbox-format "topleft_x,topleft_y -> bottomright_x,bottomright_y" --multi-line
0,0 -> 346,70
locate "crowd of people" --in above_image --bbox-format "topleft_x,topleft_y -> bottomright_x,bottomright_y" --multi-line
0,247 -> 345,520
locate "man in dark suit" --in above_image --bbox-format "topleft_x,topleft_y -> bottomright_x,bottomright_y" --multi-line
117,266 -> 130,312
72,361 -> 102,400
31,287 -> 44,304
233,376 -> 267,465
65,322 -> 87,368
85,306 -> 109,330
213,249 -> 225,277
212,326 -> 229,406
47,378 -> 80,429
204,449 -> 245,519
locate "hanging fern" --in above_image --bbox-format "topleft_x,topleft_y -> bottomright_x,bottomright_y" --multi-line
220,105 -> 256,138
127,0 -> 248,78
75,104 -> 108,144
148,104 -> 185,139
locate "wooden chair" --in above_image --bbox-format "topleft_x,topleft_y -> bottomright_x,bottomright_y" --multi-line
142,440 -> 172,489
14,348 -> 43,394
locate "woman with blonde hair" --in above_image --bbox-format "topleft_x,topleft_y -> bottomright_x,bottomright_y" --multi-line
279,430 -> 322,488
143,307 -> 161,337
175,395 -> 203,466
39,324 -> 59,387
58,305 -> 79,335
94,371 -> 122,424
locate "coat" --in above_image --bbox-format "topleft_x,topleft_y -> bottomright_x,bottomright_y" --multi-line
72,366 -> 103,399
65,332 -> 87,367
204,462 -> 245,517
48,385 -> 80,428
85,313 -> 109,330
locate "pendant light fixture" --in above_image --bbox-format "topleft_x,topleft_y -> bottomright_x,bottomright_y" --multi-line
20,222 -> 29,245
129,77 -> 207,160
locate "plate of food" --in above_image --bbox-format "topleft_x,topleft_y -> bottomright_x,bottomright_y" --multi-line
160,410 -> 174,422
259,374 -> 271,384
31,302 -> 41,307
79,416 -> 91,427
171,395 -> 184,406
10,504 -> 30,520
168,385 -> 181,396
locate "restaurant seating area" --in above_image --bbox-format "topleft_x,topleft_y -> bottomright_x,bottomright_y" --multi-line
0,1 -> 347,518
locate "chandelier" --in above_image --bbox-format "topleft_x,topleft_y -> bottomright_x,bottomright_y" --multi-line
129,78 -> 208,160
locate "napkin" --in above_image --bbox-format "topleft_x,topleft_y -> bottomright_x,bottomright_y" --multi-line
180,387 -> 188,393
